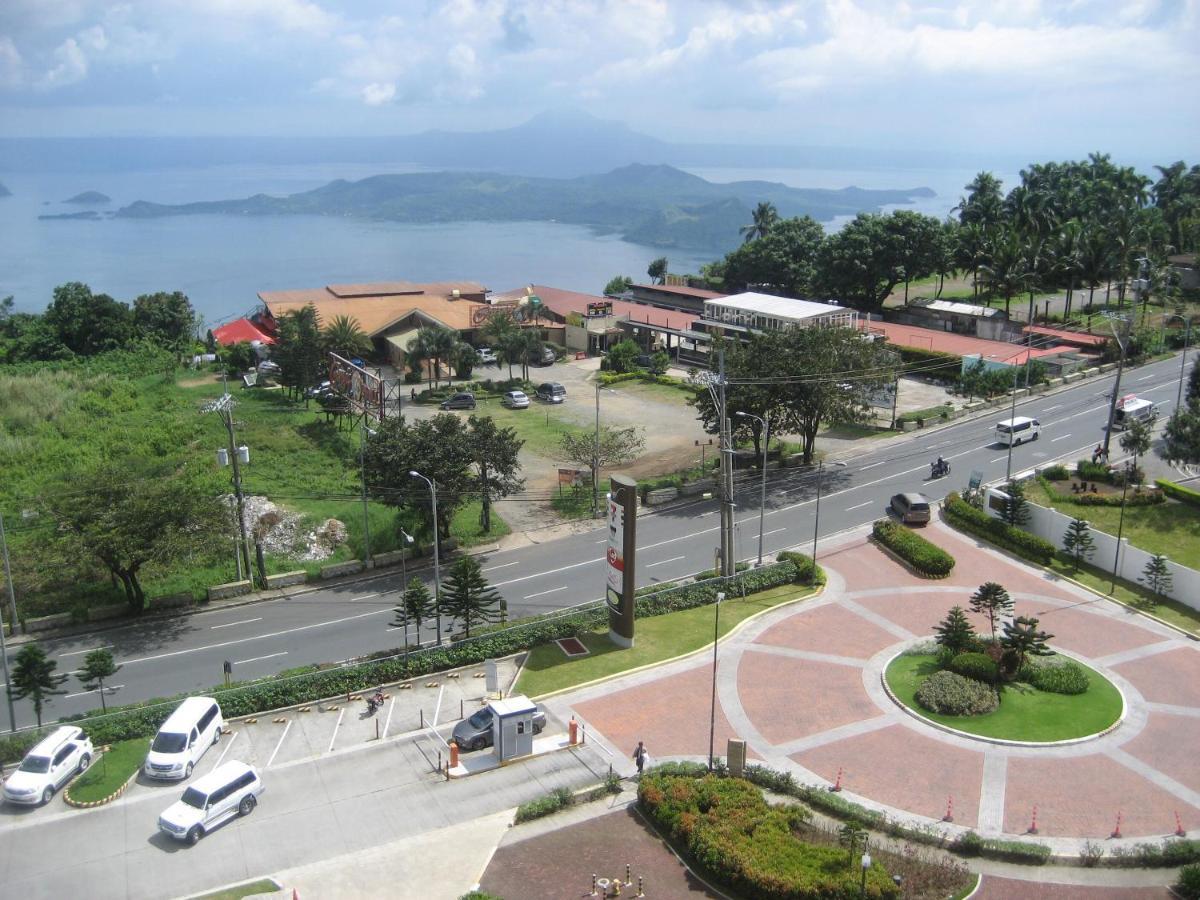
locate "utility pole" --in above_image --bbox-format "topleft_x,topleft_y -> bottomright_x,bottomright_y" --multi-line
204,383 -> 255,586
1101,313 -> 1132,460
0,512 -> 18,732
717,350 -> 735,577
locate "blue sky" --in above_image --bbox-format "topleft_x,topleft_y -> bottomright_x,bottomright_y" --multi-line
0,1 -> 1197,159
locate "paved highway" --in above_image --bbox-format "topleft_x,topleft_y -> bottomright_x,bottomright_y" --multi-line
5,354 -> 1190,730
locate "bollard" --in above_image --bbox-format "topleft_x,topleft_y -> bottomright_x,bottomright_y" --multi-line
1028,805 -> 1038,835
625,863 -> 631,885
460,698 -> 464,719
1176,811 -> 1187,838
569,716 -> 579,746
637,876 -> 644,898
420,709 -> 424,729
591,874 -> 598,897
1111,810 -> 1123,839
612,876 -> 621,896
437,750 -> 442,775
943,795 -> 954,823
375,719 -> 379,741
831,766 -> 843,792
450,742 -> 459,769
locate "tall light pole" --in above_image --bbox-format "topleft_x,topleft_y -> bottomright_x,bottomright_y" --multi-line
811,460 -> 846,562
1005,355 -> 1020,482
0,512 -> 18,731
203,383 -> 255,586
1101,312 -> 1132,460
359,424 -> 376,568
591,382 -> 616,518
735,411 -> 769,567
708,591 -> 725,770
1165,315 -> 1194,409
409,470 -> 442,644
1111,460 -> 1133,594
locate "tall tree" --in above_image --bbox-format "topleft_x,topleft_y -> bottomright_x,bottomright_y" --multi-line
467,415 -> 524,532
394,577 -> 435,651
814,212 -> 907,311
956,172 -> 1005,230
1162,404 -> 1200,464
720,216 -> 825,297
1061,518 -> 1096,573
559,425 -> 645,490
321,314 -> 372,360
979,227 -> 1026,315
9,644 -> 68,727
44,282 -> 135,356
886,210 -> 944,304
603,275 -> 633,296
273,304 -> 324,399
133,291 -> 196,353
1119,416 -> 1153,482
480,309 -> 521,379
1000,616 -> 1054,670
739,201 -> 779,243
999,479 -> 1030,527
439,557 -> 501,638
969,582 -> 1014,642
412,326 -> 458,389
77,649 -> 122,713
1138,554 -> 1174,600
933,605 -> 975,656
647,257 -> 668,285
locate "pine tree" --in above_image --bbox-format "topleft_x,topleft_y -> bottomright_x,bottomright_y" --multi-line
439,557 -> 501,639
969,582 -> 1014,642
1061,518 -> 1096,573
10,643 -> 68,727
1000,479 -> 1030,527
1000,616 -> 1054,670
1138,554 -> 1174,600
77,648 -> 122,713
933,605 -> 975,655
394,578 -> 435,641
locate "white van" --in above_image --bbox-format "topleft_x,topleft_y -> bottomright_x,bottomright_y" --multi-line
144,697 -> 224,780
996,416 -> 1040,446
158,760 -> 264,845
1113,396 -> 1157,430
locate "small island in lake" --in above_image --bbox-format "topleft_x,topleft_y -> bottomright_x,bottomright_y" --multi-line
39,210 -> 105,221
64,190 -> 112,204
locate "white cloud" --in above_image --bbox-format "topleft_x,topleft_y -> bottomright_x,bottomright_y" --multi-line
185,0 -> 338,35
37,37 -> 88,89
361,81 -> 395,106
0,37 -> 23,89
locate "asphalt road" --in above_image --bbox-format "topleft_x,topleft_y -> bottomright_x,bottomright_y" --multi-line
5,353 -> 1190,730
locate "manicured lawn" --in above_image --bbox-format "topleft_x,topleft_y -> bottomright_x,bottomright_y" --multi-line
484,402 -> 591,458
606,379 -> 698,405
1027,480 -> 1200,570
517,583 -> 814,697
1046,554 -> 1200,637
885,654 -> 1123,742
191,879 -> 280,899
64,738 -> 146,803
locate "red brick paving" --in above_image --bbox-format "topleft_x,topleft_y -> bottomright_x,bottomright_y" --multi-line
1003,754 -> 1200,838
1011,601 -> 1166,659
736,651 -> 878,745
754,600 -> 898,659
573,663 -> 751,762
479,806 -> 722,900
794,723 -> 985,827
1113,646 -> 1200,708
1121,712 -> 1200,795
974,876 -> 1170,898
852,588 -> 989,639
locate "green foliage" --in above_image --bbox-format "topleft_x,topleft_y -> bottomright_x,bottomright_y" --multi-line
951,832 -> 1051,864
466,415 -> 524,532
894,346 -> 961,382
999,479 -> 1030,527
272,304 -> 324,398
914,670 -> 999,716
816,210 -> 944,311
1000,616 -> 1055,670
132,291 -> 197,353
1156,478 -> 1200,507
1061,517 -> 1097,571
10,643 -> 69,727
1177,862 -> 1200,899
320,314 -> 372,360
604,338 -> 640,374
968,582 -> 1014,641
603,275 -> 633,296
63,737 -> 143,803
513,786 -> 573,823
1108,840 -> 1200,869
1075,459 -> 1113,481
933,606 -> 975,655
440,556 -> 502,638
871,519 -> 956,576
720,215 -> 824,296
646,257 -> 668,284
943,492 -> 1056,565
395,577 -> 434,634
559,424 -> 644,473
1041,464 -> 1070,480
1019,659 -> 1089,695
78,649 -> 122,713
895,404 -> 952,425
948,652 -> 998,684
1139,553 -> 1174,599
775,550 -> 824,586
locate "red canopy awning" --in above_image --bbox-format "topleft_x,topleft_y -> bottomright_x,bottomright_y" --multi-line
212,318 -> 275,346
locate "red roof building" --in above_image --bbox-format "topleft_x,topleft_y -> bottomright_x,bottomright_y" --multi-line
212,318 -> 275,346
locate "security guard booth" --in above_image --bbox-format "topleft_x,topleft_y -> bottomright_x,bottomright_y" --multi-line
491,695 -> 537,762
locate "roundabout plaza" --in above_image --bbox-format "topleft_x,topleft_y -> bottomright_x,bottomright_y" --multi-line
554,520 -> 1200,850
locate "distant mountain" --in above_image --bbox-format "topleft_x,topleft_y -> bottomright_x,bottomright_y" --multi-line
64,191 -> 111,204
115,163 -> 932,253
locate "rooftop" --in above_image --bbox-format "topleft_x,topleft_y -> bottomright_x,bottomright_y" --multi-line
869,321 -> 1067,362
631,283 -> 727,300
529,284 -> 699,331
707,292 -> 848,320
258,281 -> 488,336
910,298 -> 1004,318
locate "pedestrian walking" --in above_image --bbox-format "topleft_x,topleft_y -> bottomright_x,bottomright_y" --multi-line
411,387 -> 417,401
1092,444 -> 1103,464
632,740 -> 647,776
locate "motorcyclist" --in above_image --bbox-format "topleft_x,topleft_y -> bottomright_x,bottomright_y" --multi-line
932,456 -> 947,476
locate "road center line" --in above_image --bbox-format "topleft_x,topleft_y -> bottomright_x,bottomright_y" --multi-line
492,556 -> 603,588
65,684 -> 124,699
482,561 -> 519,571
58,645 -> 114,658
991,455 -> 1009,463
646,555 -> 685,568
846,501 -> 872,511
1051,434 -> 1073,442
234,651 -> 289,666
1044,404 -> 1062,412
760,528 -> 787,538
348,593 -> 380,603
210,617 -> 263,630
524,586 -> 568,599
859,461 -> 885,470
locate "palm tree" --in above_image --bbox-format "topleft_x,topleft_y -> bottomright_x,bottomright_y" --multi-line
1153,161 -> 1200,252
481,310 -> 521,379
321,314 -> 372,360
955,222 -> 992,301
1053,220 -> 1085,320
517,328 -> 543,381
740,202 -> 779,243
1076,225 -> 1111,312
979,227 -> 1025,315
412,326 -> 458,389
956,172 -> 1005,229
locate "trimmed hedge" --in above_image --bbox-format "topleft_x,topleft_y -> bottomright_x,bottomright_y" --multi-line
1157,478 -> 1200,508
776,551 -> 826,587
1041,464 -> 1070,481
1041,477 -> 1164,508
915,670 -> 999,716
948,652 -> 998,684
1020,659 -> 1089,695
871,519 -> 955,576
952,832 -> 1052,864
1075,459 -> 1113,482
514,786 -> 573,823
0,562 -> 798,765
943,492 -> 1056,565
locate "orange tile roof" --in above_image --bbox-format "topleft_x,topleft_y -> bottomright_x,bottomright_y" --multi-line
258,281 -> 488,336
868,321 -> 1068,362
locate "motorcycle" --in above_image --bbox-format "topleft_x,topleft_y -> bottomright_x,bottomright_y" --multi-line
930,459 -> 950,479
365,694 -> 385,715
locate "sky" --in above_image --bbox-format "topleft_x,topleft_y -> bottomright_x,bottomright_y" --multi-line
0,0 -> 1197,159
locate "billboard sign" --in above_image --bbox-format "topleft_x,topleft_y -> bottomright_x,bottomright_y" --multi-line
587,301 -> 613,318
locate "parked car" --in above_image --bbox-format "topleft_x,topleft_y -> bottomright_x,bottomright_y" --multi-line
440,392 -> 478,410
3,726 -> 93,806
535,382 -> 567,403
305,381 -> 333,399
501,390 -> 530,409
889,492 -> 932,525
158,761 -> 264,845
528,344 -> 557,366
256,360 -> 281,375
476,347 -> 498,365
453,705 -> 547,752
144,696 -> 224,781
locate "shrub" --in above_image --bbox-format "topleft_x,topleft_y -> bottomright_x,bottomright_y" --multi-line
1075,459 -> 1112,482
1041,464 -> 1070,481
948,652 -> 998,684
514,786 -> 573,823
1019,659 -> 1089,695
1177,862 -> 1200,898
915,670 -> 999,716
775,550 -> 825,586
1157,478 -> 1200,508
943,492 -> 1056,565
871,519 -> 955,577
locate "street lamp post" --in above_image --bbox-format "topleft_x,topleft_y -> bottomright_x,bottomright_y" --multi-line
1111,460 -> 1133,594
409,471 -> 442,644
359,424 -> 376,568
1100,313 -> 1132,460
0,512 -> 18,731
1165,315 -> 1195,409
1005,356 -> 1021,482
708,591 -> 725,770
734,412 -> 769,566
860,846 -> 872,899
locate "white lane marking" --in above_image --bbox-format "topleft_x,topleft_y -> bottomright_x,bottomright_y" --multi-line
646,555 -> 685,568
524,585 -> 568,599
348,592 -> 379,603
482,561 -> 519,572
1138,373 -> 1157,381
266,720 -> 291,768
492,557 -> 601,588
699,510 -> 717,517
991,455 -> 1009,463
328,707 -> 345,753
210,617 -> 263,630
382,696 -> 396,740
233,651 -> 288,666
1051,435 -> 1073,442
1044,404 -> 1062,412
214,730 -> 238,768
760,528 -> 787,538
846,501 -> 872,511
57,645 -> 114,658
65,684 -> 124,699
859,461 -> 885,471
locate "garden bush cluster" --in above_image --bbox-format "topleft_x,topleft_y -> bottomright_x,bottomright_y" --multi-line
1019,659 -> 1089,695
948,652 -> 998,684
871,519 -> 955,577
776,550 -> 826,586
943,492 -> 1056,565
1156,478 -> 1200,508
914,670 -> 999,716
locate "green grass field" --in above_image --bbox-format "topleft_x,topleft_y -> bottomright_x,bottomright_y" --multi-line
885,654 -> 1124,742
191,880 -> 280,900
64,738 -> 146,803
1045,554 -> 1200,637
517,583 -> 814,697
483,401 -> 591,458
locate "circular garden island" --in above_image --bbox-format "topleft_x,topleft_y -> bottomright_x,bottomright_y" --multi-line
884,582 -> 1125,743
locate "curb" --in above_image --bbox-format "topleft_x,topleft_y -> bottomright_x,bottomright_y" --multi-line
63,756 -> 139,808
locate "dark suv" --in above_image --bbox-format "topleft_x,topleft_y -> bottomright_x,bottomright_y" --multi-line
536,382 -> 566,403
440,392 -> 477,410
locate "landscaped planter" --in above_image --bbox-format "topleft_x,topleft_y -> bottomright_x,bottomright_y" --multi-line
24,612 -> 72,633
207,579 -> 252,601
372,548 -> 415,567
88,603 -> 128,622
645,487 -> 679,506
678,480 -> 716,497
320,560 -> 364,580
265,570 -> 307,589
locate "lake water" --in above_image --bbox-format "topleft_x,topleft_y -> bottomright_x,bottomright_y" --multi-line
0,153 -> 1014,326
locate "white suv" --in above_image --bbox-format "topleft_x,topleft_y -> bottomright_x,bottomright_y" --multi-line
3,726 -> 94,806
158,761 -> 264,845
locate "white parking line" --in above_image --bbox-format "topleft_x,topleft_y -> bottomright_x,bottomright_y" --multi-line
234,651 -> 288,666
328,707 -> 345,753
65,684 -> 124,699
382,696 -> 396,739
58,645 -> 113,658
210,617 -> 263,630
524,585 -> 568,599
482,561 -> 519,572
646,555 -> 685,568
266,720 -> 291,768
846,501 -> 872,511
214,730 -> 238,768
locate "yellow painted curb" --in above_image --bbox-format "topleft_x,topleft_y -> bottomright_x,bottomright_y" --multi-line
64,764 -> 139,809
